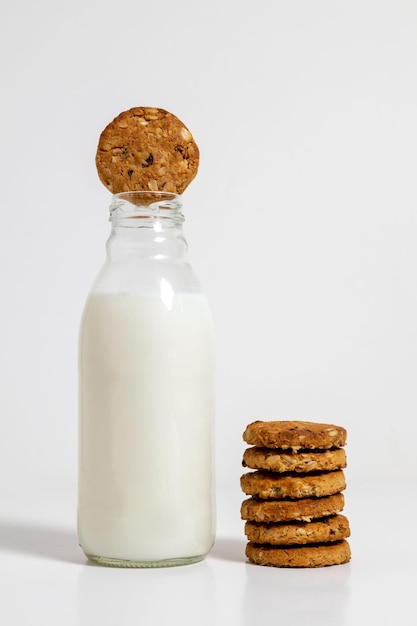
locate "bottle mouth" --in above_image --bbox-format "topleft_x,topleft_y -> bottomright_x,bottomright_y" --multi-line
110,191 -> 184,223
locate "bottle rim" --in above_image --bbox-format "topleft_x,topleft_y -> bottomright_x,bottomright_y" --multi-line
109,191 -> 183,223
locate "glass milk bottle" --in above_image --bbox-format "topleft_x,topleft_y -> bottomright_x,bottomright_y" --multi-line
78,191 -> 215,567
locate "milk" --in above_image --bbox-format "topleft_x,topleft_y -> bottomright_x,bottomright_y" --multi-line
78,292 -> 215,565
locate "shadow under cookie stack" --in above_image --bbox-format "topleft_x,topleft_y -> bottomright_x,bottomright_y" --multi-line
240,420 -> 351,568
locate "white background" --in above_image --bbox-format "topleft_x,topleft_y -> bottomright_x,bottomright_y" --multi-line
1,1 -> 416,624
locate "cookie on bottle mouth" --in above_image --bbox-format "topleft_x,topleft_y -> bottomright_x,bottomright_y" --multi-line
96,107 -> 200,195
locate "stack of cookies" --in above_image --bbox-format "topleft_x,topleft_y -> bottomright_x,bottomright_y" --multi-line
240,420 -> 351,568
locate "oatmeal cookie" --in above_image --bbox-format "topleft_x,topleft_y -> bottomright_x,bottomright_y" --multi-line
242,446 -> 347,473
240,493 -> 345,523
244,514 -> 350,545
96,107 -> 199,195
242,420 -> 347,450
246,539 -> 351,568
240,469 -> 346,499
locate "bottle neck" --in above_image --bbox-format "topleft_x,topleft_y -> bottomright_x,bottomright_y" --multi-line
106,191 -> 188,262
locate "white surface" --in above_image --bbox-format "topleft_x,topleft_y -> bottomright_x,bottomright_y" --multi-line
1,0 -> 417,623
1,479 -> 415,625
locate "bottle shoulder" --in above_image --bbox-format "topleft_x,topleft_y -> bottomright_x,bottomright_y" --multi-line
88,258 -> 204,297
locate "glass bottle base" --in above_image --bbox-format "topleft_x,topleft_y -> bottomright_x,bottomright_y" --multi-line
86,553 -> 207,568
